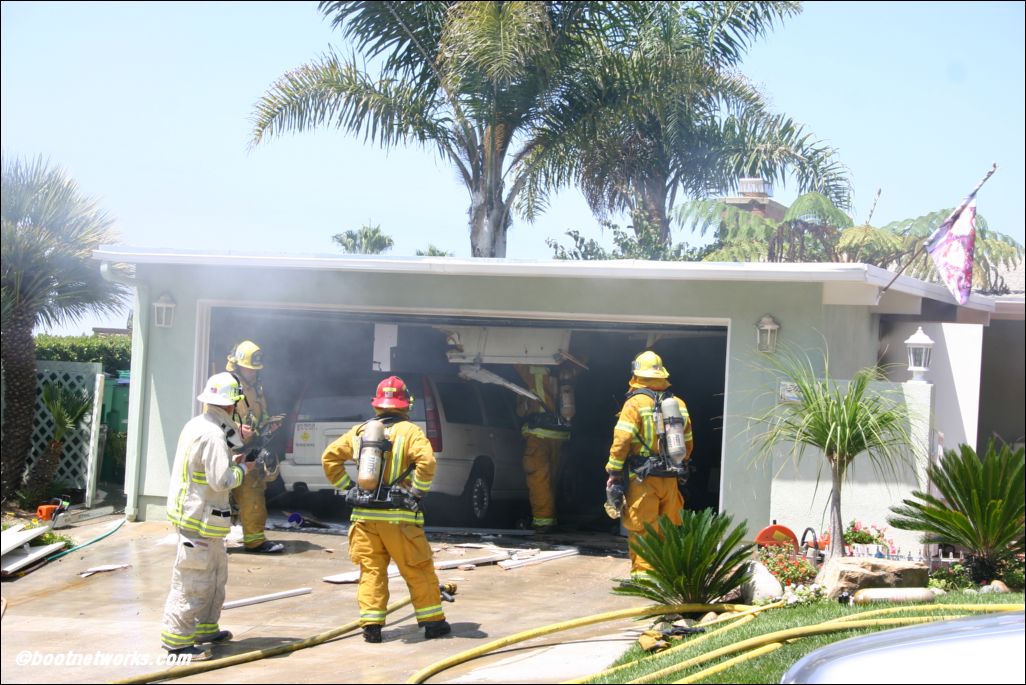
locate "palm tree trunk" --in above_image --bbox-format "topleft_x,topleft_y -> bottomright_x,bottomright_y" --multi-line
828,458 -> 845,558
0,308 -> 38,502
25,439 -> 62,503
468,185 -> 511,258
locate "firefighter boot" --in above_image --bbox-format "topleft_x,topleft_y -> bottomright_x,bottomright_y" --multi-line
363,624 -> 383,643
424,620 -> 452,639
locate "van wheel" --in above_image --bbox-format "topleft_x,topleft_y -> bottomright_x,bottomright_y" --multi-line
460,466 -> 492,526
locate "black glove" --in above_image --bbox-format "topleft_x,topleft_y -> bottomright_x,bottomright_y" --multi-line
344,486 -> 363,507
604,476 -> 625,519
391,486 -> 423,512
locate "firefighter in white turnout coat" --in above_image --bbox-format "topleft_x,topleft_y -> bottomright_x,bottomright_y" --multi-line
160,372 -> 249,660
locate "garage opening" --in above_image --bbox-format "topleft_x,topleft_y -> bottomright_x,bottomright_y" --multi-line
207,307 -> 726,530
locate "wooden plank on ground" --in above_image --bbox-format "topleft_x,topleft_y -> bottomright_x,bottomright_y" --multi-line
1,542 -> 66,575
1,526 -> 50,557
322,549 -> 511,583
498,547 -> 578,570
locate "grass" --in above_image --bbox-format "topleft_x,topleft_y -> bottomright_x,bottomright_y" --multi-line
583,591 -> 1025,684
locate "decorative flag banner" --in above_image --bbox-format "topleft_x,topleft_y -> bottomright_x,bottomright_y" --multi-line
926,197 -> 977,305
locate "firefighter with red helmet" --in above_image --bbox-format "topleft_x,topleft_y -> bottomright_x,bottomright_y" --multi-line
321,376 -> 450,643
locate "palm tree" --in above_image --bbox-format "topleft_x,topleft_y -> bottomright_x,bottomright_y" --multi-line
1,155 -> 127,502
253,3 -> 825,258
888,442 -> 1024,584
752,348 -> 915,558
252,1 -> 611,257
23,382 -> 93,504
416,245 -> 454,256
332,223 -> 394,254
678,192 -> 1023,291
521,2 -> 852,246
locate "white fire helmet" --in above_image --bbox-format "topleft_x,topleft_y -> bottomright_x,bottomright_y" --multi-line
197,372 -> 244,407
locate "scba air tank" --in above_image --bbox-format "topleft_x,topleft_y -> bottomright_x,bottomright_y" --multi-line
661,397 -> 687,464
357,419 -> 387,490
558,369 -> 576,424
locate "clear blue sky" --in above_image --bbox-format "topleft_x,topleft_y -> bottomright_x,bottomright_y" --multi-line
3,1 -> 1023,335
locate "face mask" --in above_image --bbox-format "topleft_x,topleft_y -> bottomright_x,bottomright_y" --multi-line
219,419 -> 244,451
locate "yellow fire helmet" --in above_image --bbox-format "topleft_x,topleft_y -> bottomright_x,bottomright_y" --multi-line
227,340 -> 263,371
631,350 -> 669,379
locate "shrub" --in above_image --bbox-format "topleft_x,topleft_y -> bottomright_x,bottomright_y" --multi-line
888,441 -> 1025,584
843,520 -> 890,546
34,333 -> 131,371
613,508 -> 755,605
759,545 -> 818,587
928,562 -> 974,592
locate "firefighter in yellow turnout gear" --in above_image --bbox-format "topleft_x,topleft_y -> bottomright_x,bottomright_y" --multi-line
605,351 -> 694,576
515,365 -> 571,532
226,340 -> 284,554
321,376 -> 451,643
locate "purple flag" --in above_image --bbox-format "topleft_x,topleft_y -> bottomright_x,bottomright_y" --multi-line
927,197 -> 976,305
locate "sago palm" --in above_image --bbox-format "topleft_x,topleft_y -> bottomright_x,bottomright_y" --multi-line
23,382 -> 94,504
1,155 -> 127,502
888,442 -> 1025,583
752,348 -> 915,558
613,508 -> 754,606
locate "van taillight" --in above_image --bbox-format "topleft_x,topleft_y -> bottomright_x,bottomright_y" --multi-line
422,377 -> 443,452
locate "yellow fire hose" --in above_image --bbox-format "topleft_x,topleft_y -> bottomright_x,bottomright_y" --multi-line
564,600 -> 786,684
405,603 -> 757,684
110,596 -> 413,684
644,603 -> 1024,685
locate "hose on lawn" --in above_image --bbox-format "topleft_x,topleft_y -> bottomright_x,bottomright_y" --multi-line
405,603 -> 758,684
110,597 -> 413,684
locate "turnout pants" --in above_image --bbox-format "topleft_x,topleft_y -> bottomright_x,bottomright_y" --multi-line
348,520 -> 445,626
623,475 -> 684,576
233,467 -> 269,549
160,532 -> 228,649
522,434 -> 563,527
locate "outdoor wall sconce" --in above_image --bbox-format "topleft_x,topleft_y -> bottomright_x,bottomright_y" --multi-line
152,292 -> 176,329
904,326 -> 934,382
756,314 -> 780,353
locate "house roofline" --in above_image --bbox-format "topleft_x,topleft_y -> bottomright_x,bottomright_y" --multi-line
92,245 -> 995,312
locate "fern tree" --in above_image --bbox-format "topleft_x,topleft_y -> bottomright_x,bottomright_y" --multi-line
24,382 -> 93,504
613,508 -> 754,605
888,442 -> 1025,583
752,348 -> 915,558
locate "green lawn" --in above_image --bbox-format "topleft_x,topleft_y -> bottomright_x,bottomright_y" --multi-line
582,591 -> 1024,684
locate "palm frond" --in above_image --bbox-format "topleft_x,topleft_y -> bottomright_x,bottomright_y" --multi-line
888,442 -> 1025,581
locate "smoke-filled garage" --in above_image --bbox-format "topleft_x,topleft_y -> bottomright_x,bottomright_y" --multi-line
208,306 -> 726,529
105,247 -> 945,538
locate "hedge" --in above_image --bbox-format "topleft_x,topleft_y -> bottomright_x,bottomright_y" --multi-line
34,334 -> 131,372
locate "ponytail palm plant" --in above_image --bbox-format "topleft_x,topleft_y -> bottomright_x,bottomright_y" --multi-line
888,442 -> 1025,584
752,349 -> 915,559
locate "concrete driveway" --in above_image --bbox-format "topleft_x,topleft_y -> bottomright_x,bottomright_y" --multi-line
1,515 -> 650,684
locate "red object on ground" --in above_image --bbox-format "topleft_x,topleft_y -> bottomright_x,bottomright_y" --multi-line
754,524 -> 800,553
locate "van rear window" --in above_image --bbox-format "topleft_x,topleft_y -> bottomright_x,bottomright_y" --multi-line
298,374 -> 426,422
